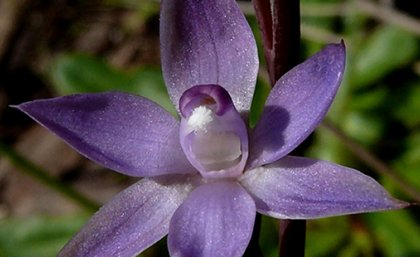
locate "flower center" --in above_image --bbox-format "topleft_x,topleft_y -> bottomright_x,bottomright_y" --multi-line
187,106 -> 213,132
188,106 -> 242,171
179,84 -> 249,179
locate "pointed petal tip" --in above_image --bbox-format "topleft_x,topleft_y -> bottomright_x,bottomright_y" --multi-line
321,39 -> 346,52
408,201 -> 420,209
10,103 -> 26,116
248,42 -> 347,168
317,41 -> 346,68
325,40 -> 346,65
242,156 -> 410,219
11,100 -> 36,112
14,92 -> 196,177
403,201 -> 418,209
259,198 -> 409,220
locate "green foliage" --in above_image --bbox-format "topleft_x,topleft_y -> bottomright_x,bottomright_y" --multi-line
249,76 -> 271,127
365,211 -> 420,257
343,111 -> 385,145
353,26 -> 417,89
259,216 -> 279,257
306,217 -> 349,257
393,131 -> 420,190
50,54 -> 176,115
303,3 -> 419,256
392,82 -> 420,128
0,215 -> 87,257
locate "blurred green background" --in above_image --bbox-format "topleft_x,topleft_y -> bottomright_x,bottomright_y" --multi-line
0,0 -> 419,256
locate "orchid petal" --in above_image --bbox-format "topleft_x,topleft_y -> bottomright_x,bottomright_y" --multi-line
248,43 -> 346,168
58,175 -> 195,257
15,92 -> 195,177
160,0 -> 258,113
241,156 -> 407,219
168,181 -> 256,257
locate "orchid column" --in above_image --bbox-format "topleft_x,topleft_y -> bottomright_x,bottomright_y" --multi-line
15,0 -> 407,256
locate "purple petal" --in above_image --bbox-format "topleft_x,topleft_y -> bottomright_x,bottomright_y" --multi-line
15,92 -> 195,177
160,0 -> 258,113
240,156 -> 407,219
58,175 -> 196,257
179,85 -> 249,179
248,43 -> 346,169
168,181 -> 256,257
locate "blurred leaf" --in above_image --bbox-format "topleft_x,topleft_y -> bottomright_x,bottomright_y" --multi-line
393,131 -> 420,189
353,26 -> 417,88
338,246 -> 359,257
306,216 -> 349,257
246,15 -> 265,69
350,225 -> 374,257
364,211 -> 420,257
392,82 -> 420,128
349,87 -> 387,111
338,225 -> 375,257
128,68 -> 176,115
301,0 -> 341,40
259,216 -> 278,257
0,215 -> 87,257
50,54 -> 175,115
307,125 -> 352,166
343,111 -> 384,146
50,54 -> 132,94
249,76 -> 271,127
103,0 -> 159,32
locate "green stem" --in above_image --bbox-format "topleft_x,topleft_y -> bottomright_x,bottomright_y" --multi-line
0,141 -> 100,212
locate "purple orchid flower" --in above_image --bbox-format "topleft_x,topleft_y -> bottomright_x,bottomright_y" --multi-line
16,0 -> 406,256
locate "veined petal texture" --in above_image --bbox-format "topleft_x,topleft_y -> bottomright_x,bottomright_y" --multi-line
58,175 -> 195,257
248,43 -> 346,168
241,156 -> 407,219
168,181 -> 256,257
16,92 -> 195,177
160,0 -> 258,113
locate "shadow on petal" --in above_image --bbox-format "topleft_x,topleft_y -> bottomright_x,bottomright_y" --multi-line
247,105 -> 290,168
247,43 -> 346,169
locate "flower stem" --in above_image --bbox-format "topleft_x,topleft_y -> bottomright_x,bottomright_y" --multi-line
252,0 -> 304,256
0,141 -> 100,212
279,220 -> 306,257
252,0 -> 301,86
